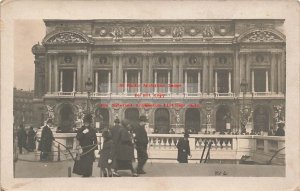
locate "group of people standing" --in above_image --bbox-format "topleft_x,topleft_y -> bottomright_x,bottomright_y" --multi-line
74,114 -> 149,177
17,125 -> 36,154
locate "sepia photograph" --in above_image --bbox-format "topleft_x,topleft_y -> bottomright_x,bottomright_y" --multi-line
1,1 -> 299,191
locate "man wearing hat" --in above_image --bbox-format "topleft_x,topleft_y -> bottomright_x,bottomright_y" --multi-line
109,118 -> 122,176
38,119 -> 55,161
133,115 -> 149,174
176,132 -> 191,163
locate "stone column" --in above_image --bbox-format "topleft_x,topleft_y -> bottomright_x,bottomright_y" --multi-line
214,71 -> 218,94
172,53 -> 178,88
54,55 -> 58,92
60,71 -> 63,92
178,54 -> 183,94
154,71 -> 157,93
73,70 -> 76,92
277,53 -> 282,93
198,71 -> 201,93
142,53 -> 148,92
112,53 -> 118,94
48,55 -> 52,93
77,55 -> 82,92
167,71 -> 171,94
270,52 -> 277,93
148,54 -> 153,93
108,71 -> 111,93
82,54 -> 88,89
208,53 -> 214,94
228,71 -> 232,93
234,49 -> 240,95
138,71 -> 141,93
95,71 -> 98,93
184,71 -> 187,94
87,50 -> 92,80
245,54 -> 251,92
118,54 -> 123,94
266,70 -> 269,93
202,54 -> 208,95
251,70 -> 254,93
124,71 -> 127,94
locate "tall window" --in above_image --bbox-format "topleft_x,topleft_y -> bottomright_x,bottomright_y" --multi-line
214,70 -> 232,93
154,70 -> 171,93
184,70 -> 199,93
252,69 -> 270,92
95,70 -> 111,93
60,69 -> 76,92
124,70 -> 140,93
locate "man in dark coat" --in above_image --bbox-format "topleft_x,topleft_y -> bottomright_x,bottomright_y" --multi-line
109,118 -> 122,176
275,122 -> 285,136
39,119 -> 55,161
17,125 -> 28,154
27,126 -> 36,152
176,133 -> 191,163
113,119 -> 137,177
133,115 -> 149,174
76,114 -> 98,177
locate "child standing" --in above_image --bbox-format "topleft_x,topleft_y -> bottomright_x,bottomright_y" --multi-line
98,130 -> 115,177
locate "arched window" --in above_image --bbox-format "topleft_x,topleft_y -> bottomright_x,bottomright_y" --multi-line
125,108 -> 139,123
59,104 -> 74,132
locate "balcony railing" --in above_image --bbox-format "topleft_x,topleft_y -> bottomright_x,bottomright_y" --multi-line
34,132 -> 285,165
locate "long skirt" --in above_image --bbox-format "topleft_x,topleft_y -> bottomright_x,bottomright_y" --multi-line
116,159 -> 134,171
79,152 -> 95,177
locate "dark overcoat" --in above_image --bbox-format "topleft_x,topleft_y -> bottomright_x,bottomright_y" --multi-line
115,126 -> 134,161
275,127 -> 285,136
98,139 -> 114,169
176,138 -> 191,163
27,129 -> 36,150
38,125 -> 54,152
76,126 -> 98,177
17,128 -> 27,148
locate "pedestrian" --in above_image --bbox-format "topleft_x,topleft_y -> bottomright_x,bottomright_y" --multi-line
76,114 -> 98,177
38,119 -> 55,161
98,130 -> 114,177
17,124 -> 28,154
27,126 -> 36,152
132,115 -> 149,174
114,119 -> 138,177
176,132 -> 191,163
275,122 -> 285,136
109,118 -> 122,176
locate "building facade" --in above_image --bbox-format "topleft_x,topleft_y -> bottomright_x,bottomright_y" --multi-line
13,88 -> 34,128
32,19 -> 285,133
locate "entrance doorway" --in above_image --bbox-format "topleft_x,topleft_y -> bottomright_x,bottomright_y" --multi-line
185,108 -> 201,133
253,106 -> 269,132
95,108 -> 109,132
154,108 -> 170,134
125,108 -> 139,123
216,105 -> 231,132
59,104 -> 74,132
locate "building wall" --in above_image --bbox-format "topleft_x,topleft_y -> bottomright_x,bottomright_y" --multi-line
32,19 -> 286,133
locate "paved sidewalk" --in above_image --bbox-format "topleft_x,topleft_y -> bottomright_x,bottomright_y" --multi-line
14,159 -> 285,178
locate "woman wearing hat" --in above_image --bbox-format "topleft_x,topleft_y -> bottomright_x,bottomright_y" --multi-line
76,114 -> 98,177
176,132 -> 191,163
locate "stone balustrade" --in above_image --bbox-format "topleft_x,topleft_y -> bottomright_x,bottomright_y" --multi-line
34,132 -> 285,165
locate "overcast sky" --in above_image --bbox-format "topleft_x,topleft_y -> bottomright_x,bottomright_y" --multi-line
14,20 -> 45,90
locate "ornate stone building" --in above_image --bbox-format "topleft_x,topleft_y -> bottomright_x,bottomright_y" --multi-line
32,19 -> 285,133
13,88 -> 34,128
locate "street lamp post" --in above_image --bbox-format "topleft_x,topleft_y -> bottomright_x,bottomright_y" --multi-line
240,79 -> 248,134
85,78 -> 93,114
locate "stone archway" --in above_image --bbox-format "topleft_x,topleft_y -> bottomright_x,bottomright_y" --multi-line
215,105 -> 231,132
253,106 -> 270,132
125,108 -> 140,123
185,108 -> 201,133
95,108 -> 109,131
58,104 -> 75,132
154,108 -> 170,134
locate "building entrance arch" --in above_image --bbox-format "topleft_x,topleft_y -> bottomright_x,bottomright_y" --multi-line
216,105 -> 231,132
253,106 -> 269,132
58,104 -> 74,132
125,108 -> 139,123
154,108 -> 170,134
185,108 -> 201,133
